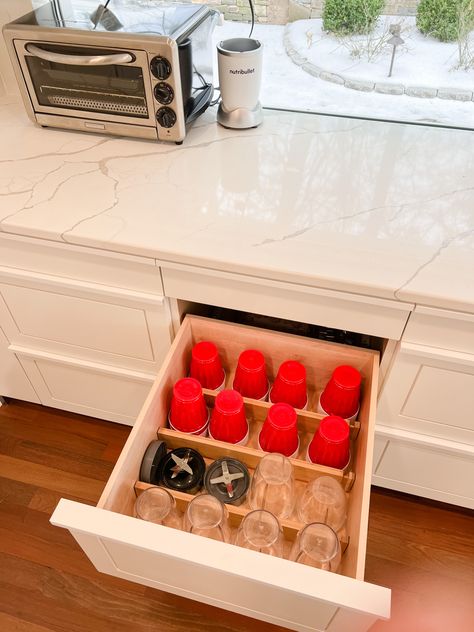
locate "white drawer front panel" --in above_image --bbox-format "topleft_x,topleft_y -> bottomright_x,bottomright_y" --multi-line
18,352 -> 153,425
404,306 -> 474,355
161,264 -> 412,340
372,431 -> 474,508
1,284 -> 154,360
378,343 -> 474,445
52,501 -> 389,632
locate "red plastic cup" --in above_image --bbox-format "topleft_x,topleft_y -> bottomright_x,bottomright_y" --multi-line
258,402 -> 299,458
169,377 -> 208,434
190,341 -> 225,390
307,415 -> 350,469
233,349 -> 268,400
319,365 -> 361,420
269,360 -> 307,409
209,389 -> 249,445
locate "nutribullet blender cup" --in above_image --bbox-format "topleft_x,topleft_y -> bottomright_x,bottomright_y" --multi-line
217,37 -> 263,129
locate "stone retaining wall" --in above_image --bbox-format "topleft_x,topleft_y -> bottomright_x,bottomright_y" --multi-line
296,1 -> 420,18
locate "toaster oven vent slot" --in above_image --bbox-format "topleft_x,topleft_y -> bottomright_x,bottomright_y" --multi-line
48,94 -> 148,116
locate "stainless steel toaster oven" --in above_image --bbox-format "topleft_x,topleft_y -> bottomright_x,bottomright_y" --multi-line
3,0 -> 217,143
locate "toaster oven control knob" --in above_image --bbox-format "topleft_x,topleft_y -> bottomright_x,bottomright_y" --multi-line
150,56 -> 171,80
154,82 -> 174,105
156,107 -> 176,128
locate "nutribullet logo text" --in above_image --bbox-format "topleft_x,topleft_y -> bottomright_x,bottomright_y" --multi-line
229,68 -> 255,74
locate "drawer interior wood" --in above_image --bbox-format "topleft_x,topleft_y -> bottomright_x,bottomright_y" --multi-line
97,315 -> 379,581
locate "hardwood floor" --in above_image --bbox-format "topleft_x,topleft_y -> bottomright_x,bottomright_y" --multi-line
0,400 -> 473,632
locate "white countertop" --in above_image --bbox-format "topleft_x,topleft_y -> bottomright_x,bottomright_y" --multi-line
1,95 -> 473,313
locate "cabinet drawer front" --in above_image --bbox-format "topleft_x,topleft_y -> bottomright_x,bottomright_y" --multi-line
0,279 -> 172,372
51,315 -> 390,631
16,349 -> 154,425
378,342 -> 474,445
0,327 -> 39,402
161,263 -> 412,340
404,306 -> 474,355
373,429 -> 474,508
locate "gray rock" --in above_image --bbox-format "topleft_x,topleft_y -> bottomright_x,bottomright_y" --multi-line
405,86 -> 438,98
344,78 -> 375,92
375,83 -> 405,95
302,62 -> 321,77
289,52 -> 308,66
437,88 -> 473,102
319,71 -> 345,85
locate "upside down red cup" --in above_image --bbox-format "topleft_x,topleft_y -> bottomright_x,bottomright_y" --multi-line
258,402 -> 299,458
269,360 -> 307,409
209,389 -> 249,445
190,341 -> 225,390
307,415 -> 350,469
169,377 -> 209,434
319,365 -> 361,421
233,349 -> 268,400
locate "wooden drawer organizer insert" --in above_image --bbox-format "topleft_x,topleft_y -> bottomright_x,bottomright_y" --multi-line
100,315 -> 379,580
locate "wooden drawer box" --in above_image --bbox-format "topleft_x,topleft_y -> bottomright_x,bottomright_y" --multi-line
51,316 -> 391,631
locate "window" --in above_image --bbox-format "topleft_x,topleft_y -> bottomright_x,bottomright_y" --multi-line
34,0 -> 474,129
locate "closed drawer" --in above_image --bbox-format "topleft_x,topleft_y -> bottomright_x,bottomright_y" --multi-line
161,262 -> 412,340
0,272 -> 172,373
0,327 -> 39,402
15,347 -> 154,425
378,341 -> 474,445
373,426 -> 474,509
403,305 -> 474,355
51,315 -> 390,631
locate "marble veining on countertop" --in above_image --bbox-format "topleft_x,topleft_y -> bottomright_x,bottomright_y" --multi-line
1,95 -> 473,313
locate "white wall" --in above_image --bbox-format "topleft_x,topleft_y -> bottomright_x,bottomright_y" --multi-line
0,0 -> 33,95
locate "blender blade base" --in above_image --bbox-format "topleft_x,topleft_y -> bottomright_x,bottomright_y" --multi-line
217,102 -> 263,129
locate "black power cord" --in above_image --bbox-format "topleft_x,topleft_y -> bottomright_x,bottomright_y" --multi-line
248,0 -> 255,38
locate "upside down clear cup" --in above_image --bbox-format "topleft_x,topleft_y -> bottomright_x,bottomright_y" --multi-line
258,402 -> 299,458
190,341 -> 225,390
134,487 -> 182,530
297,476 -> 347,534
183,494 -> 230,542
248,453 -> 295,520
209,389 -> 249,445
169,377 -> 209,434
234,509 -> 284,557
307,415 -> 350,470
290,523 -> 341,572
319,365 -> 361,421
233,349 -> 268,400
269,360 -> 307,410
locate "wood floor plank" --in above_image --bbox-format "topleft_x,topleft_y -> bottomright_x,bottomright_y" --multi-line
0,455 -> 104,502
0,612 -> 56,632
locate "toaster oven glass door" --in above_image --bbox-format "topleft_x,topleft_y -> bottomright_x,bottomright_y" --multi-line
26,55 -> 148,118
17,42 -> 156,126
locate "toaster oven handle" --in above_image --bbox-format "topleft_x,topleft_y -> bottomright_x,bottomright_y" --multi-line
25,44 -> 134,66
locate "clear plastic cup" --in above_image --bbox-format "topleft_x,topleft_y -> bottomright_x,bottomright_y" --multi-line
290,523 -> 341,572
183,494 -> 230,542
248,453 -> 295,519
297,476 -> 347,533
234,509 -> 283,557
134,487 -> 182,529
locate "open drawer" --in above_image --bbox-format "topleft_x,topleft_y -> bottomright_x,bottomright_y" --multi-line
51,315 -> 391,632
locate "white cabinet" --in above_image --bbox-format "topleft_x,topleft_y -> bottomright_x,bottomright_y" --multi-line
376,306 -> 474,507
0,234 -> 172,423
